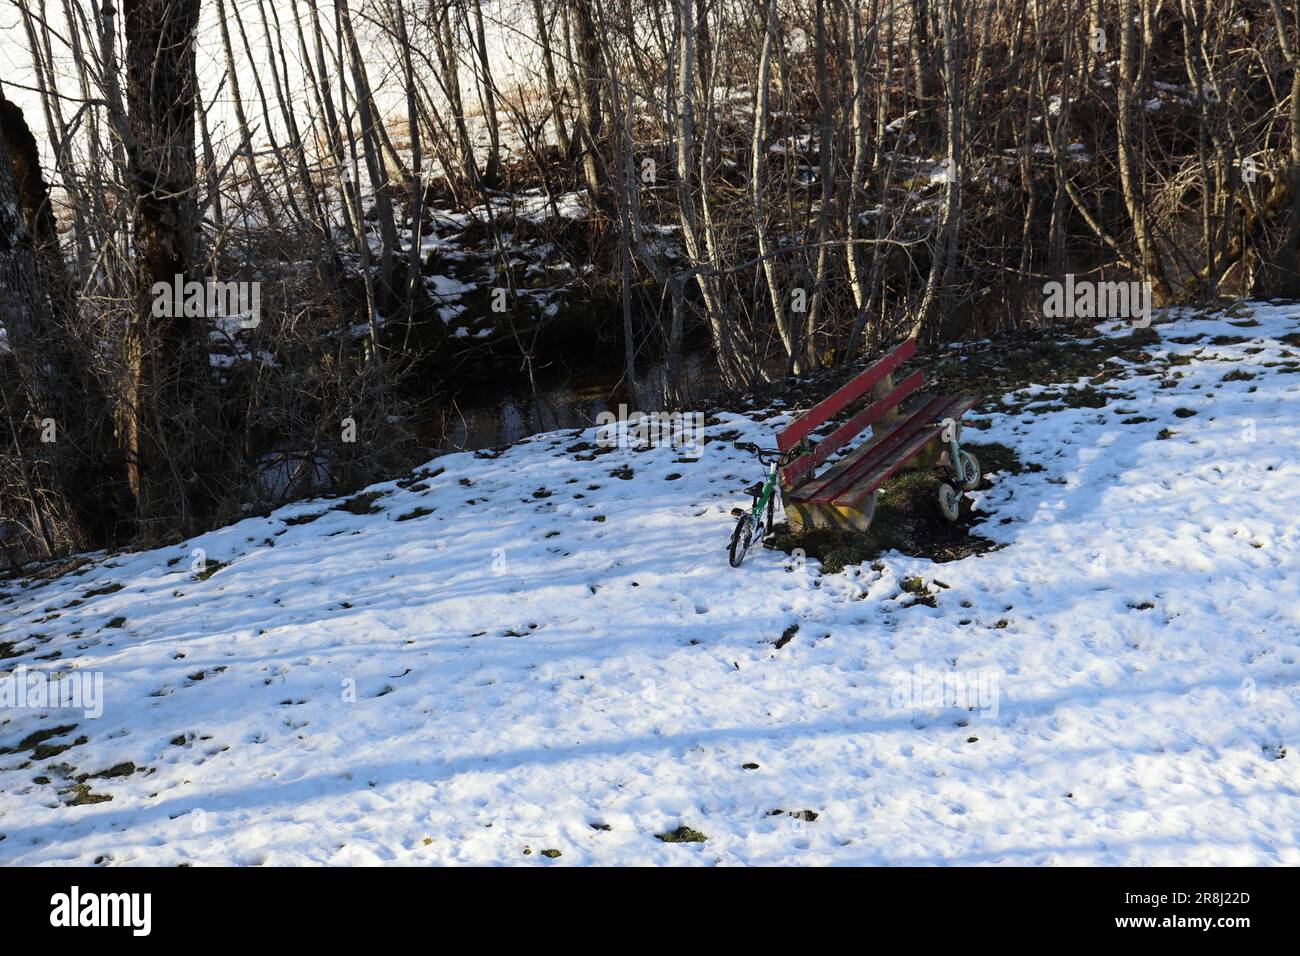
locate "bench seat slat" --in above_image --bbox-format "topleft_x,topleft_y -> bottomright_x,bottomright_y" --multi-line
776,338 -> 917,452
780,369 -> 924,490
835,396 -> 977,506
791,394 -> 951,503
828,395 -> 977,507
788,393 -> 975,506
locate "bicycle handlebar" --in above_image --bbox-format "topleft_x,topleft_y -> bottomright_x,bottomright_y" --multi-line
735,441 -> 796,465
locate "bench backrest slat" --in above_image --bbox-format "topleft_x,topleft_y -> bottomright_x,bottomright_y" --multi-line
776,338 -> 917,453
781,369 -> 924,489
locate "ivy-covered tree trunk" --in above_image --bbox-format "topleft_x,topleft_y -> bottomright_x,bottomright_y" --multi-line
0,100 -> 58,368
0,93 -> 111,554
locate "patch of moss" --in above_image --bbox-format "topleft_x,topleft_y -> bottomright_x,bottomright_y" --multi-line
396,467 -> 444,489
62,783 -> 112,807
1059,386 -> 1110,409
283,512 -> 324,526
333,490 -> 386,515
2,724 -> 78,757
656,826 -> 707,844
92,761 -> 137,779
33,735 -> 88,760
900,576 -> 937,607
194,559 -> 228,581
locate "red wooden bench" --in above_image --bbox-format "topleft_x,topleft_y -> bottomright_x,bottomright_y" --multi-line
776,339 -> 980,532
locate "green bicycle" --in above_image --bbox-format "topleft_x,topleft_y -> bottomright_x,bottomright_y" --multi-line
727,442 -> 797,567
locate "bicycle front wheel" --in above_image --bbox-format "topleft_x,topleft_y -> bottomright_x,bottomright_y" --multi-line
728,514 -> 754,567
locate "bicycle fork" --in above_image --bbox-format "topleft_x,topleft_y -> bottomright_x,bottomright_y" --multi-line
937,417 -> 966,486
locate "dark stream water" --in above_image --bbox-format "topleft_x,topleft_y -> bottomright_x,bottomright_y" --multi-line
435,351 -> 722,453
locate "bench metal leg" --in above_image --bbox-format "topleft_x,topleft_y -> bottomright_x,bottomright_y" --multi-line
784,492 -> 877,534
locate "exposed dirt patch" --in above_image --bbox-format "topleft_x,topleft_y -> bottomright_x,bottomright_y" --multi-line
774,623 -> 799,649
769,441 -> 1022,572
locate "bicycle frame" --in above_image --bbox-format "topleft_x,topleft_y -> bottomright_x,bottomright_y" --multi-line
747,460 -> 779,532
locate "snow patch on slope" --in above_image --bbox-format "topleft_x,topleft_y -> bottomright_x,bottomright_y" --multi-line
1,306 -> 1298,865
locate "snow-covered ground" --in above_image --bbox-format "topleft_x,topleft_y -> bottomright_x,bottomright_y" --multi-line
1,305 -> 1298,865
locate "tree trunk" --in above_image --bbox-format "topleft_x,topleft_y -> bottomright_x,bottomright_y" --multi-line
752,0 -> 796,365
533,0 -> 572,156
468,0 -> 503,186
337,0 -> 399,308
1116,0 -> 1163,292
571,0 -> 609,206
122,0 -> 207,533
215,0 -> 278,227
1269,0 -> 1300,292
